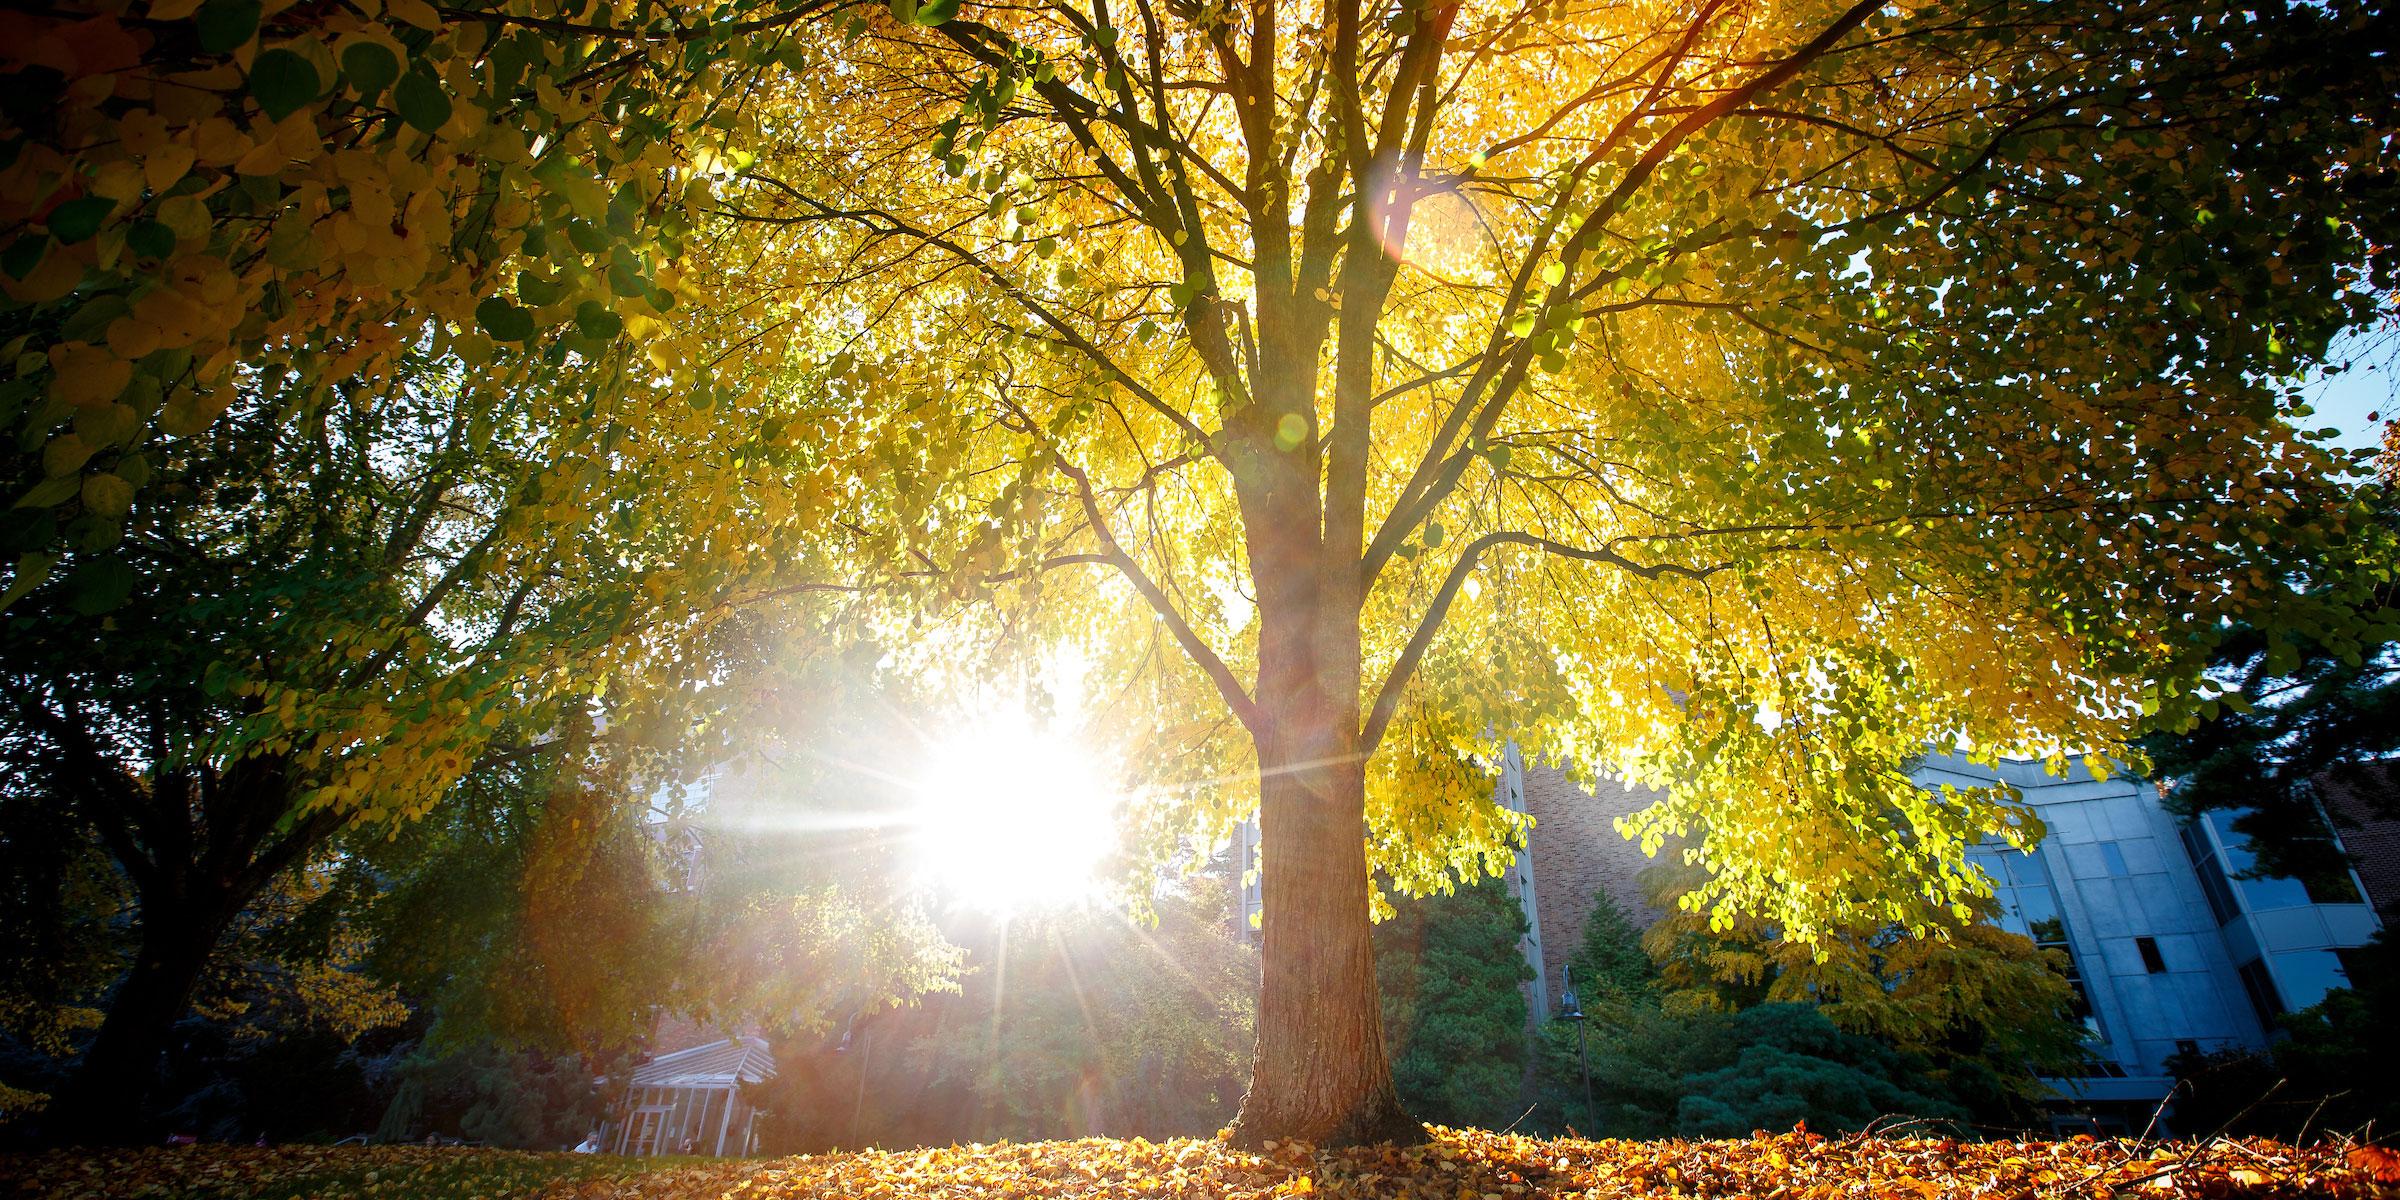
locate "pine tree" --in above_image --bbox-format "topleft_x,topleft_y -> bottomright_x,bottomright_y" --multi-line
1374,880 -> 1533,1130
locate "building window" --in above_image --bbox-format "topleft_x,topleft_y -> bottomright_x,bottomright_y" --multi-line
2237,958 -> 2284,1036
2193,810 -> 2361,909
1972,846 -> 2106,1044
2180,823 -> 2241,925
2098,841 -> 2130,877
2136,936 -> 2167,974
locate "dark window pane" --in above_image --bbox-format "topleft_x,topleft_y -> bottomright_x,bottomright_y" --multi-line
1993,888 -> 2031,937
2136,936 -> 2167,973
2015,884 -> 2060,931
2237,958 -> 2284,1036
2005,852 -> 2049,888
2183,825 -> 2242,925
2301,870 -> 2362,906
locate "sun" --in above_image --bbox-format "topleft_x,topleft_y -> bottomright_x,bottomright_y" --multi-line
911,719 -> 1119,909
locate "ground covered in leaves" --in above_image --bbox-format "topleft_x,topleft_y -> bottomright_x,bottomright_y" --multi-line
4,1129 -> 2395,1199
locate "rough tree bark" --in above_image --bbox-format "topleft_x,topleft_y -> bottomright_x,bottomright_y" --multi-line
1224,499 -> 1423,1147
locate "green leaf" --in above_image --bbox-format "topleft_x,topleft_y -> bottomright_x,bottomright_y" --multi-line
915,0 -> 960,23
342,41 -> 402,100
888,0 -> 919,21
393,70 -> 453,136
1,235 -> 48,279
536,160 -> 612,223
125,220 -> 176,260
60,294 -> 128,343
194,0 -> 262,53
0,553 -> 52,611
475,297 -> 538,342
249,49 -> 321,122
574,300 -> 624,340
11,477 -> 80,510
46,196 -> 115,244
517,270 -> 564,306
65,557 -> 134,615
565,218 -> 610,253
606,262 -> 645,298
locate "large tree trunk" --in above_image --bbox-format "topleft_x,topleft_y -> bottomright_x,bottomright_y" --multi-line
1226,526 -> 1425,1148
45,895 -> 240,1145
37,755 -> 337,1146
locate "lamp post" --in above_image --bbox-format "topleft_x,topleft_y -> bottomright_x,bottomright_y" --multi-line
837,1009 -> 873,1150
1558,964 -> 1594,1136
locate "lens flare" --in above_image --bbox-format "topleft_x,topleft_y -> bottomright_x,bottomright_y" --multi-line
913,720 -> 1117,910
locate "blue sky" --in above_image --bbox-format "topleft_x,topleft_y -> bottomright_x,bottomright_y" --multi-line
2299,326 -> 2400,460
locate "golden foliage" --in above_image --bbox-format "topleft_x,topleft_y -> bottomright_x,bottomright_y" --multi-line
190,860 -> 408,1043
684,0 -> 2399,948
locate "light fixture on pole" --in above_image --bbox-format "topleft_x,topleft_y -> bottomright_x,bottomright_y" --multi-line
1558,964 -> 1594,1136
836,1007 -> 873,1150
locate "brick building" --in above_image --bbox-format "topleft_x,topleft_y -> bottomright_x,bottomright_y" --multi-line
1492,744 -> 1674,1020
2315,760 -> 2400,915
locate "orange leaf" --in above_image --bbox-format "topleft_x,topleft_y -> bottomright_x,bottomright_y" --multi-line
2349,1145 -> 2400,1182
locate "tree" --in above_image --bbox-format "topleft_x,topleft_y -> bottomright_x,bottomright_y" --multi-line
1670,1004 -> 1967,1139
1640,862 -> 2085,1123
2163,928 -> 2400,1141
1373,877 -> 1532,1130
0,0 -> 852,550
1,348 -> 590,1139
1564,889 -> 1658,1013
700,0 -> 2399,1144
15,0 -> 2399,1152
0,326 -> 876,1140
2137,488 -> 2400,898
3,0 -> 905,1139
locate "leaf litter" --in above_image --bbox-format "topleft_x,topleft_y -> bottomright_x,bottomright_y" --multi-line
4,1127 -> 2395,1199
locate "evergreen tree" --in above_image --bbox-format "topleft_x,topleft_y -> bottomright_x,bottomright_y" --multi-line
1672,1005 -> 1968,1138
1565,890 -> 1658,1015
2165,928 -> 2400,1141
1374,879 -> 1535,1131
2135,492 -> 2400,899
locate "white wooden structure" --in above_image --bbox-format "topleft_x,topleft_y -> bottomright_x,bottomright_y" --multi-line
613,1036 -> 775,1157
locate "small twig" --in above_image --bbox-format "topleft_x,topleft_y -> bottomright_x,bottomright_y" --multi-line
2137,1080 -> 2179,1146
2295,1091 -> 2342,1148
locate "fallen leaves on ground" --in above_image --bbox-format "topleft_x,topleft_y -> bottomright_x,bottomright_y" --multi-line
5,1128 -> 2395,1199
